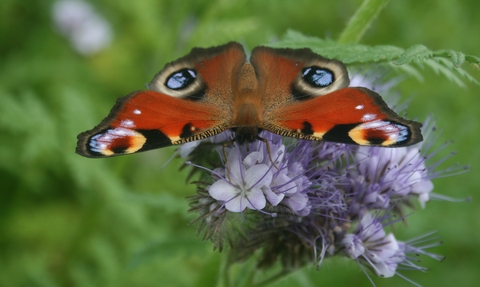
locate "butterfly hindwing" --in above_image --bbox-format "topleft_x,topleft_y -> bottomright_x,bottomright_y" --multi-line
149,42 -> 246,104
250,46 -> 350,106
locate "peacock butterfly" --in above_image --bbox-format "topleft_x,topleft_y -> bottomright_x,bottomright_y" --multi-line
76,42 -> 422,158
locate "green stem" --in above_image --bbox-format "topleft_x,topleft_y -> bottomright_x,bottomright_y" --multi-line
337,0 -> 391,44
252,269 -> 294,287
221,252 -> 232,287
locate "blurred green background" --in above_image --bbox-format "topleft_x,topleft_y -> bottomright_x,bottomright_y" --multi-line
1,0 -> 479,286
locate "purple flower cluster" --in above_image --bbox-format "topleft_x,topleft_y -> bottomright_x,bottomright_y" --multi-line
186,75 -> 462,285
207,133 -> 313,216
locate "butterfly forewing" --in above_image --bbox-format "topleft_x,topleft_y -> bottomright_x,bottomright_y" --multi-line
263,87 -> 422,146
76,91 -> 229,157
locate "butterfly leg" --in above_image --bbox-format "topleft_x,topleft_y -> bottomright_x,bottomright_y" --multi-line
255,135 -> 279,170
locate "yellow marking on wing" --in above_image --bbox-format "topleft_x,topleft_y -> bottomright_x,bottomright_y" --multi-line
313,131 -> 325,139
348,127 -> 369,145
169,136 -> 181,143
101,150 -> 115,156
125,133 -> 147,153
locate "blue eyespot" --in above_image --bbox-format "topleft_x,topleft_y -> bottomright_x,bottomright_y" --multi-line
302,67 -> 334,87
165,69 -> 197,90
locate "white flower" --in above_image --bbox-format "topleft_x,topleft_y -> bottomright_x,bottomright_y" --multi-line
208,148 -> 274,212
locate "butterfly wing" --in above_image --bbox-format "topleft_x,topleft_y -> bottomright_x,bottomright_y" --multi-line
265,87 -> 423,146
77,42 -> 246,157
251,46 -> 422,146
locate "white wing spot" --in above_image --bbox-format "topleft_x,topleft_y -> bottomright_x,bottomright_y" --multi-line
112,129 -> 126,136
361,120 -> 388,129
133,109 -> 141,115
355,105 -> 364,110
120,119 -> 135,128
361,113 -> 376,121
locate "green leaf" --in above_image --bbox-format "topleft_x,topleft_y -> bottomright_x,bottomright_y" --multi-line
434,50 -> 466,67
465,54 -> 480,65
272,31 -> 480,87
393,45 -> 433,65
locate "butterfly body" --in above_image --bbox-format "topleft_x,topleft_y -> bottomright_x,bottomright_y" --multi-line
76,42 -> 422,158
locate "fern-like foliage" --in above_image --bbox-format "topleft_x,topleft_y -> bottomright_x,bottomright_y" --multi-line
269,30 -> 480,86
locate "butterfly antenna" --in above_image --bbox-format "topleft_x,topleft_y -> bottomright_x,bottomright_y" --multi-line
222,137 -> 237,182
159,148 -> 180,170
255,135 -> 279,170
